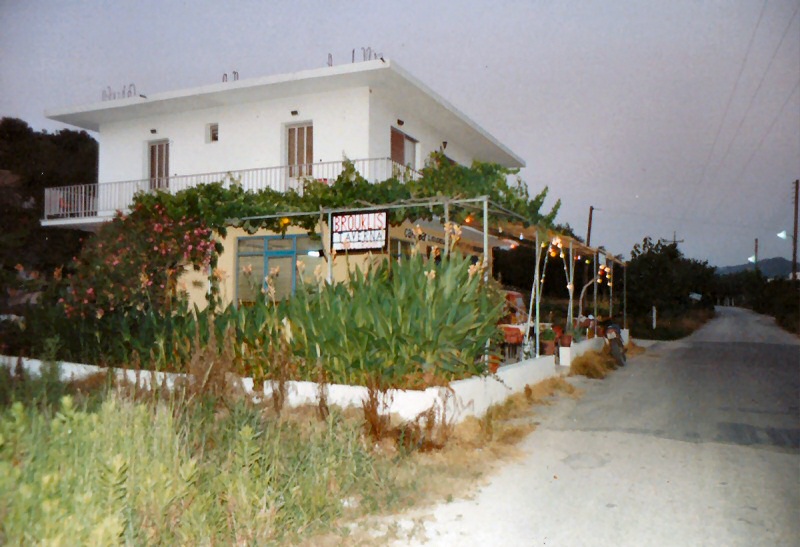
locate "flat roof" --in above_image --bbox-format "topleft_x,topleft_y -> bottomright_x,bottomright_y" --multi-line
45,59 -> 524,168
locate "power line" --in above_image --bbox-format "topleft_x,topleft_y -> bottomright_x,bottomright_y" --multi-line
705,77 -> 800,218
600,205 -> 790,233
679,0 -> 768,222
714,4 -> 799,177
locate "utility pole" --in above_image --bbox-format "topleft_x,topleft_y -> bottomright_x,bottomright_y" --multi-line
754,238 -> 759,272
659,231 -> 685,246
584,206 -> 596,288
793,179 -> 798,280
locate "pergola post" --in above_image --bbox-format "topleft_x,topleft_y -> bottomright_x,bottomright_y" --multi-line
593,250 -> 598,336
483,197 -> 489,277
444,199 -> 450,256
327,209 -> 333,283
609,258 -> 614,319
623,263 -> 628,330
567,241 -> 575,327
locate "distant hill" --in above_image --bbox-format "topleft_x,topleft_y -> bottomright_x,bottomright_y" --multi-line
716,257 -> 799,278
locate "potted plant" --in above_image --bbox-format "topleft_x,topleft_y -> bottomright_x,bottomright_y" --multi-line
540,328 -> 557,355
559,326 -> 573,347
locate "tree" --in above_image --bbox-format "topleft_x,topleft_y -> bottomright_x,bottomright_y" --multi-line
627,237 -> 715,316
0,118 -> 98,310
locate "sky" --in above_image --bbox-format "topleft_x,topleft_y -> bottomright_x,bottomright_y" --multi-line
1,0 -> 798,268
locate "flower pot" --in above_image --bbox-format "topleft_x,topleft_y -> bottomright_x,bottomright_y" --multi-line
540,339 -> 556,355
560,334 -> 573,347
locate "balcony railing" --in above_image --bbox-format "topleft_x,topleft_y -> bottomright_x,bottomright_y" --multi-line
43,157 -> 419,221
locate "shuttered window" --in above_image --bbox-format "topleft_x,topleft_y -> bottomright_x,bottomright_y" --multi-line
287,123 -> 313,177
149,140 -> 169,190
390,128 -> 416,169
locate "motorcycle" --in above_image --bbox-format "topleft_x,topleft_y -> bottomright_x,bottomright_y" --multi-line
604,323 -> 626,368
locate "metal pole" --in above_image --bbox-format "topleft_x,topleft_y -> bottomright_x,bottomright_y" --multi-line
609,260 -> 613,319
567,241 -> 574,327
623,263 -> 628,330
483,197 -> 489,278
583,206 -> 594,288
593,250 -> 598,336
524,231 -> 538,353
444,199 -> 450,257
534,232 -> 541,357
793,179 -> 798,280
327,210 -> 333,283
755,238 -> 759,273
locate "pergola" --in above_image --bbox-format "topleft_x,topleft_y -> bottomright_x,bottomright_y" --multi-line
237,194 -> 627,357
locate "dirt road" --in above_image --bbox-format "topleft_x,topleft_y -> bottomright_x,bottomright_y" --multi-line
393,307 -> 800,546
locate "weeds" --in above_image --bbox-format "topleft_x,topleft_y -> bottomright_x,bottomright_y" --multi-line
0,380 -> 425,545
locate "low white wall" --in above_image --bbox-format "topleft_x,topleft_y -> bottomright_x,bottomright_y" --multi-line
0,355 -> 184,391
257,354 -> 561,424
1,350 -> 591,425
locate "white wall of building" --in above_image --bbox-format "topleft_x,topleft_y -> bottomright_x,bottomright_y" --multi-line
97,87 -> 372,184
368,87 -> 474,169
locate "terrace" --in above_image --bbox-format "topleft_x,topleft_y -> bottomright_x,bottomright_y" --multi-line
42,157 -> 418,230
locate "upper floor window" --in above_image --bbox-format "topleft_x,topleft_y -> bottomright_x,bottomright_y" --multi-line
206,123 -> 219,143
287,123 -> 313,177
391,127 -> 417,170
148,140 -> 169,190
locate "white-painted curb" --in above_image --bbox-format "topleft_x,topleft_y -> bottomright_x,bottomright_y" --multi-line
1,339 -> 604,424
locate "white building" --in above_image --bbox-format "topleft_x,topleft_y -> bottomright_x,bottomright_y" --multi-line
42,59 -> 524,230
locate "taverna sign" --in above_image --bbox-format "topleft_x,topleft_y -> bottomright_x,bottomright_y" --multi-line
331,211 -> 388,252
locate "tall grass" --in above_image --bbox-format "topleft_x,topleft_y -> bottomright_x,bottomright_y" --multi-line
0,384 -> 423,545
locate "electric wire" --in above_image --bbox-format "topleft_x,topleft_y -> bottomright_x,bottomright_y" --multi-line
679,0 -> 768,221
704,77 -> 800,219
713,4 -> 800,181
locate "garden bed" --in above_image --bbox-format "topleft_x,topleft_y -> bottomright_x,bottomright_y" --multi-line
1,343 -> 602,424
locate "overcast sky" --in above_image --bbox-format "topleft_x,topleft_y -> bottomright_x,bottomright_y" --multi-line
1,0 -> 798,267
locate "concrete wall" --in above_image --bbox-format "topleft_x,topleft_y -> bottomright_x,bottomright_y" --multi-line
1,352 -> 572,425
95,83 -> 481,192
369,88 -> 473,167
97,87 -> 372,185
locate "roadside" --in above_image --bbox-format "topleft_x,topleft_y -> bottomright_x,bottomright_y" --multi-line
377,307 -> 799,546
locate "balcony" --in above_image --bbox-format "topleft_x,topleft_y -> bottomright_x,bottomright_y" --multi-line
42,157 -> 419,229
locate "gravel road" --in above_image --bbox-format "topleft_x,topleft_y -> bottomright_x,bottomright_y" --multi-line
390,306 -> 800,546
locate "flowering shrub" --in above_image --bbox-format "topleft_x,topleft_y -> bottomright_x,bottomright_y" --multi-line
60,202 -> 217,319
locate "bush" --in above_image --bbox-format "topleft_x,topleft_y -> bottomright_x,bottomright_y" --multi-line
236,251 -> 505,388
0,388 -> 416,545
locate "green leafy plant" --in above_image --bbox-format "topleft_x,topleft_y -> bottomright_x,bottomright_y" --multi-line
540,328 -> 556,341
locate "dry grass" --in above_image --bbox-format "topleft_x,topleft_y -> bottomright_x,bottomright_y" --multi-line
398,377 -> 581,499
569,349 -> 617,379
525,376 -> 582,404
625,339 -> 646,358
321,375 -> 586,545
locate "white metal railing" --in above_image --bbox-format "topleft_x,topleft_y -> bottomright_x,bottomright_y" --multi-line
43,158 -> 420,220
